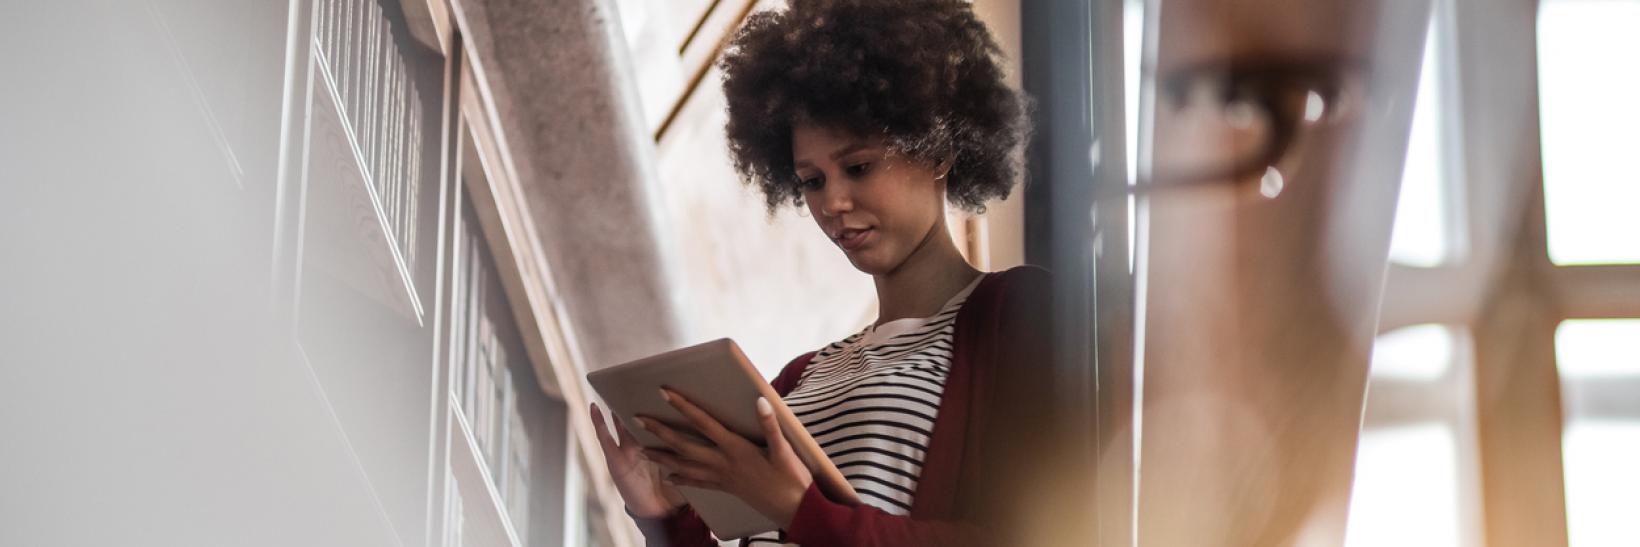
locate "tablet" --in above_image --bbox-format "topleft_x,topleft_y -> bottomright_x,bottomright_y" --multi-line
586,338 -> 859,539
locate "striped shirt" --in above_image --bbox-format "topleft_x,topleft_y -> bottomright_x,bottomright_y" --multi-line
743,276 -> 981,545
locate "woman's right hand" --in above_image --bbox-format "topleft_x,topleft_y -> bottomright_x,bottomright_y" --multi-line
590,403 -> 687,519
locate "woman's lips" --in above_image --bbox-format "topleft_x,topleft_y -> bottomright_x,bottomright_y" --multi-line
835,227 -> 874,252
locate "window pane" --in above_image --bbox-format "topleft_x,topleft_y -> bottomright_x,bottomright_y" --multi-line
1371,324 -> 1456,381
1557,319 -> 1640,377
1557,319 -> 1640,547
1349,324 -> 1476,547
1346,424 -> 1461,547
1563,423 -> 1640,547
1389,14 -> 1453,268
1537,0 -> 1640,265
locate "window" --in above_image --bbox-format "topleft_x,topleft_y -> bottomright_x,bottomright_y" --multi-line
1348,4 -> 1483,545
450,202 -> 540,542
1556,319 -> 1640,546
442,148 -> 571,546
1537,0 -> 1640,265
1388,11 -> 1460,268
1347,325 -> 1479,547
1538,2 -> 1640,544
1349,424 -> 1463,546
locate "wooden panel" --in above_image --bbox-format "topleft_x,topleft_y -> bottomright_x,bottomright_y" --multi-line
399,0 -> 452,54
1550,265 -> 1640,319
1470,252 -> 1569,547
1450,0 -> 1572,543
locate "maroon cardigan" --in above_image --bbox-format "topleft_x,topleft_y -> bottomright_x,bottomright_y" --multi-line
636,266 -> 1054,546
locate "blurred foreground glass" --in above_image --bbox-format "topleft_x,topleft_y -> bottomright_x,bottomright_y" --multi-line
1348,5 -> 1483,544
1129,0 -> 1430,544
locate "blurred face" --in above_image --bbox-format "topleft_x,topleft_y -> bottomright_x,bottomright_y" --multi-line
1133,0 -> 1428,544
792,123 -> 949,276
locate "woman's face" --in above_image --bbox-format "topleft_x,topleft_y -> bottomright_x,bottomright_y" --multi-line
792,123 -> 950,276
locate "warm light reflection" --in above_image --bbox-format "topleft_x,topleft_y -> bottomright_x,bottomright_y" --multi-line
1259,167 -> 1284,198
1304,90 -> 1326,123
1538,0 -> 1640,265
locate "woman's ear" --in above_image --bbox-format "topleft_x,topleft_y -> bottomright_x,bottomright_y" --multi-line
934,154 -> 955,181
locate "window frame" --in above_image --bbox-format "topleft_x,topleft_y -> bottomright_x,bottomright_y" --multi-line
1374,1 -> 1640,545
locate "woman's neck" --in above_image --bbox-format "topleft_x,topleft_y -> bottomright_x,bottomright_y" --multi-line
872,218 -> 982,325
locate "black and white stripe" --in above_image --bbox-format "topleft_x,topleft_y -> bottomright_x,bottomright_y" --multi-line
741,278 -> 979,545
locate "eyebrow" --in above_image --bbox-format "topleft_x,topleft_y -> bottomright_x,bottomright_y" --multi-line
794,143 -> 875,169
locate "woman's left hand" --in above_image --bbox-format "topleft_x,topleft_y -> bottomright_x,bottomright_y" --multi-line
636,389 -> 814,527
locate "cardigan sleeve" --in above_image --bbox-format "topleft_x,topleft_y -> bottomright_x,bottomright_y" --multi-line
783,483 -> 996,547
630,505 -> 718,547
982,266 -> 1065,541
770,351 -> 816,395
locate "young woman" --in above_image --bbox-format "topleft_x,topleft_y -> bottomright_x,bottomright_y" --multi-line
590,1 -> 1052,545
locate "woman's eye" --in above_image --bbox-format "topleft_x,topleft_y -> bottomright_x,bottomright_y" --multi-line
799,176 -> 824,191
845,163 -> 871,177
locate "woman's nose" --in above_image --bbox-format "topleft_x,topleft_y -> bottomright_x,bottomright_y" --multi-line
818,181 -> 853,216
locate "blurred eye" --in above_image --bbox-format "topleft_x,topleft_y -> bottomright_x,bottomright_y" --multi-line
845,163 -> 871,178
1149,61 -> 1365,183
799,175 -> 824,191
1160,68 -> 1348,126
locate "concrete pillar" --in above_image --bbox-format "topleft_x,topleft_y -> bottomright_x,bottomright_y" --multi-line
451,0 -> 686,369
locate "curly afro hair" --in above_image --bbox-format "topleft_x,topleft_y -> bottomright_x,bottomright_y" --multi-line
719,0 -> 1030,213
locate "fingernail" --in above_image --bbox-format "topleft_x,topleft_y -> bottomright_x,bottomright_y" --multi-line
757,396 -> 773,417
636,417 -> 654,430
658,388 -> 672,403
